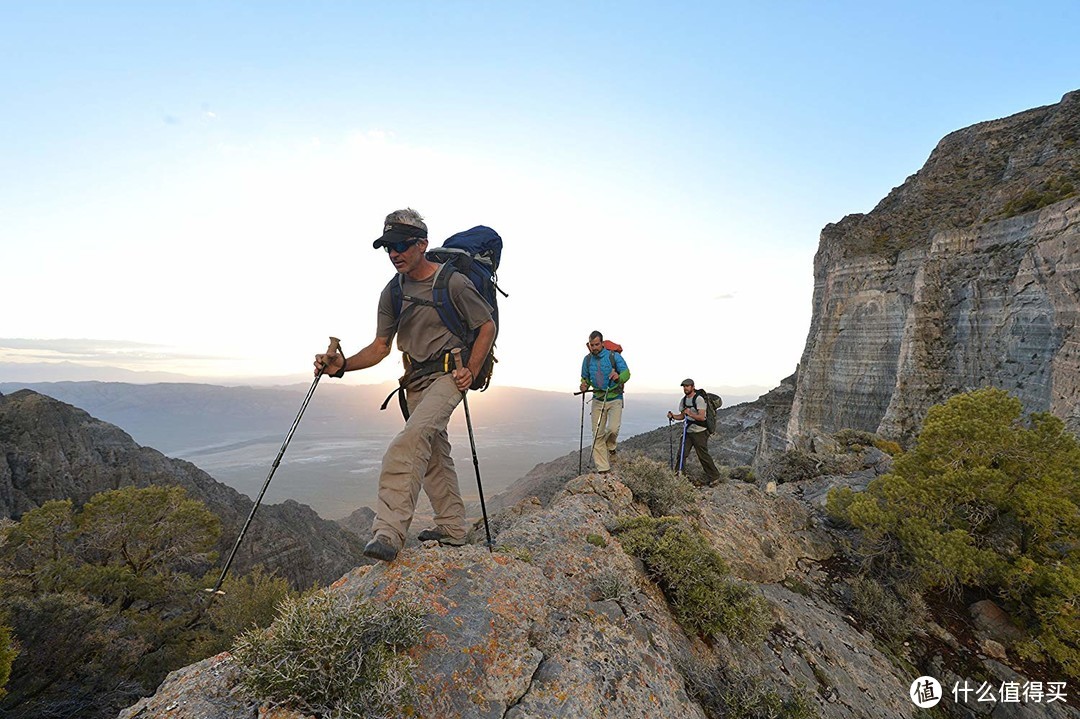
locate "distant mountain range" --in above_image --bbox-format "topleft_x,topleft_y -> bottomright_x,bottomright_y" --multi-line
0,389 -> 366,589
0,380 -> 761,519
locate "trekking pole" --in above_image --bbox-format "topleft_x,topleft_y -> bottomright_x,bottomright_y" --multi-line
668,417 -> 674,470
677,418 -> 689,476
573,387 -> 597,473
593,393 -> 608,469
205,336 -> 342,596
577,389 -> 586,475
452,348 -> 493,552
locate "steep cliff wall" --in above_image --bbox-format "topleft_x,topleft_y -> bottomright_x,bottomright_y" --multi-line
789,90 -> 1080,443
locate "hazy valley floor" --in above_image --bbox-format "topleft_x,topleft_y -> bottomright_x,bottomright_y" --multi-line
0,380 -> 732,520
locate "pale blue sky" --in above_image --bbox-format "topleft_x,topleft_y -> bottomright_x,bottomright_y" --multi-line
2,1 -> 1078,392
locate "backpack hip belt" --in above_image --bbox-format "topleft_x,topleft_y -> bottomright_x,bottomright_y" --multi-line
403,349 -> 467,380
379,349 -> 469,420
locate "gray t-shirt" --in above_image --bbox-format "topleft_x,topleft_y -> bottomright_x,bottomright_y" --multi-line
377,267 -> 493,374
678,394 -> 708,433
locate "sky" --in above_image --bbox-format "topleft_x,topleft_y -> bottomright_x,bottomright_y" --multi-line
2,1 -> 1078,394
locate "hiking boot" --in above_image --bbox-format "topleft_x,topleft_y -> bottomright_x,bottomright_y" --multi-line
363,537 -> 399,562
417,526 -> 467,546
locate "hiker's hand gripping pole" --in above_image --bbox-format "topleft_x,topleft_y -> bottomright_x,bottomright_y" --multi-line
205,336 -> 341,597
452,347 -> 494,552
314,337 -> 346,378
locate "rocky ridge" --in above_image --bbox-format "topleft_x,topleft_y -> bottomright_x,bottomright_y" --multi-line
491,373 -> 799,511
0,389 -> 365,588
120,461 -> 1078,719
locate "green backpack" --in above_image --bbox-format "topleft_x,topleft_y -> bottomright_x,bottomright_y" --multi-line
683,389 -> 723,434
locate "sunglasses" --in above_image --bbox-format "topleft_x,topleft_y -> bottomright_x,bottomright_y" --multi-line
383,239 -> 420,254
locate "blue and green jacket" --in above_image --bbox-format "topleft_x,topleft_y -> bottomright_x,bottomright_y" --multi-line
580,349 -> 630,401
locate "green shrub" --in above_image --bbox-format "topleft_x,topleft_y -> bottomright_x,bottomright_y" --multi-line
827,388 -> 1080,677
834,429 -> 878,449
0,486 -> 254,718
233,592 -> 426,719
0,621 -> 16,700
585,533 -> 607,548
680,659 -> 819,719
764,450 -> 835,484
74,485 -> 220,604
614,516 -> 771,643
847,575 -> 925,650
592,568 -> 634,603
727,465 -> 755,483
495,545 -> 534,563
834,429 -> 902,456
1002,175 -> 1077,217
184,566 -> 297,662
617,454 -> 696,515
872,437 -> 903,456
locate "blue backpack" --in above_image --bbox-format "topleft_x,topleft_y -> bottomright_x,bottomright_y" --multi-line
388,226 -> 505,391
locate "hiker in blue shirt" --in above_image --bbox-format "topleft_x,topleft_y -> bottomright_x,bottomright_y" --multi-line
578,330 -> 630,473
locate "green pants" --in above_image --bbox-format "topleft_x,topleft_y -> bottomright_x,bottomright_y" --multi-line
681,428 -> 720,483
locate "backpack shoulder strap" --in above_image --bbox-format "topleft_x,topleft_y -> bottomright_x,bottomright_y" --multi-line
392,265 -> 466,340
430,264 -> 469,341
388,275 -> 404,318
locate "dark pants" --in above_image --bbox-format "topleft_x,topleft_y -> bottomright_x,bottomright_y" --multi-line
681,429 -> 720,483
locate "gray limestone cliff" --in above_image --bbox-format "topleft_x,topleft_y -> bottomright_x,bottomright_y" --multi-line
0,389 -> 365,588
788,90 -> 1080,444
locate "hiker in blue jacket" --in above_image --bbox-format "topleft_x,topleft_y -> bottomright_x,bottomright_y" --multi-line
579,330 -> 630,473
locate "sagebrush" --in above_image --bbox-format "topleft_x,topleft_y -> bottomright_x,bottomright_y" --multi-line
618,453 -> 696,515
614,516 -> 771,643
232,592 -> 426,719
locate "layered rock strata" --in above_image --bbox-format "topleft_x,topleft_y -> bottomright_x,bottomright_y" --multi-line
789,90 -> 1080,443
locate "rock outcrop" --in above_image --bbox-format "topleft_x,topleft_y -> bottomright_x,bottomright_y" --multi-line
120,473 -> 908,719
789,90 -> 1080,443
496,375 -> 801,509
0,389 -> 365,588
120,467 -> 1079,718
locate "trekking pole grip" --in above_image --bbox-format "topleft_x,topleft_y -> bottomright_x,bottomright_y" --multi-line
451,347 -> 465,387
320,336 -> 343,378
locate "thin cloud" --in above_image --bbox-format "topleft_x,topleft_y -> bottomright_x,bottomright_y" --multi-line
0,338 -> 225,363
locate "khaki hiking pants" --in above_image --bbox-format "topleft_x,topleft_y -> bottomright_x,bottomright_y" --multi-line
371,373 -> 467,549
591,397 -> 623,472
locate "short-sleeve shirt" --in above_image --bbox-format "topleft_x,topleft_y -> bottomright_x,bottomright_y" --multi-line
678,394 -> 708,433
377,268 -> 493,370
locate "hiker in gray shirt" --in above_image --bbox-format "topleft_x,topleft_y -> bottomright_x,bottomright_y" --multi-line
667,378 -> 721,484
315,208 -> 495,562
